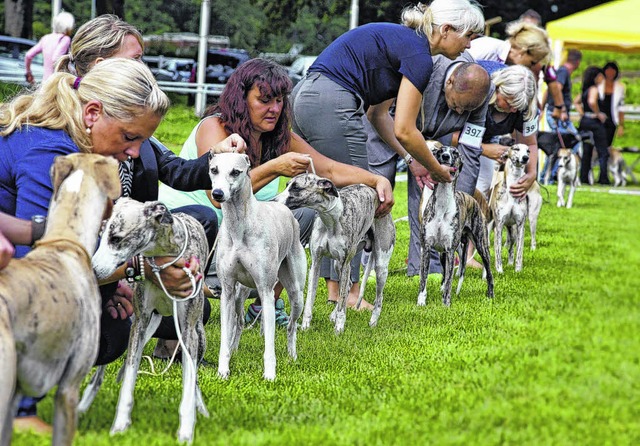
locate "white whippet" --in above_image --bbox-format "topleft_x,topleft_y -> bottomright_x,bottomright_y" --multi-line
210,153 -> 306,381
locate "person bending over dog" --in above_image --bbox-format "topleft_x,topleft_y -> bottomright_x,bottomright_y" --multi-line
366,55 -> 491,278
159,58 -> 394,323
291,0 -> 484,303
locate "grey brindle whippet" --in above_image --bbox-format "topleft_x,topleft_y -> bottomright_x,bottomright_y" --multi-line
489,143 -> 532,273
275,173 -> 396,333
0,154 -> 121,446
90,198 -> 209,443
210,153 -> 306,381
418,144 -> 494,307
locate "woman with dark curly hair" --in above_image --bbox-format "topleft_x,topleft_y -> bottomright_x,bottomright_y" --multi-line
159,58 -> 394,324
578,66 -> 610,185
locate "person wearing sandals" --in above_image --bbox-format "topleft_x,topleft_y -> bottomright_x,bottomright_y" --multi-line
159,58 -> 394,326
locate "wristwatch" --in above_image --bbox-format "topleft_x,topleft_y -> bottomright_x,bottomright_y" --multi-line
31,215 -> 46,244
404,153 -> 414,166
554,105 -> 564,110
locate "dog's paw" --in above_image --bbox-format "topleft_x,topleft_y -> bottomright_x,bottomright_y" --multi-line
217,369 -> 230,380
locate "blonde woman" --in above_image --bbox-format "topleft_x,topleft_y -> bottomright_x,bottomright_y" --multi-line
25,11 -> 75,83
468,21 -> 551,68
291,0 -> 484,304
1,57 -> 169,433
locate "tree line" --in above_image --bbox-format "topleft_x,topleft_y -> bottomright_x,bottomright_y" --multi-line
2,0 -> 613,56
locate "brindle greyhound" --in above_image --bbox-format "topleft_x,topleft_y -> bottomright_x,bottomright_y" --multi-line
0,154 -> 121,446
418,144 -> 494,307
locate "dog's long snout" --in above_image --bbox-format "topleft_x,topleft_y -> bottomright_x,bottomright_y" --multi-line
522,155 -> 529,164
211,189 -> 225,202
440,152 -> 452,164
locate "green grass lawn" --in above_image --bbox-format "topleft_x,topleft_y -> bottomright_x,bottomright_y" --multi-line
13,101 -> 640,445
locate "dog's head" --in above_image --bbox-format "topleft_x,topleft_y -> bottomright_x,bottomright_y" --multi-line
431,144 -> 463,179
273,173 -> 338,211
208,152 -> 251,203
556,148 -> 574,170
506,143 -> 530,168
92,198 -> 174,279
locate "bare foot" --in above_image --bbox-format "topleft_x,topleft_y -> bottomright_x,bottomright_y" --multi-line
13,416 -> 52,435
466,258 -> 484,269
326,280 -> 373,310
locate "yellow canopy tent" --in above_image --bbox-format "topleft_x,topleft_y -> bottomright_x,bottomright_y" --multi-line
547,0 -> 640,66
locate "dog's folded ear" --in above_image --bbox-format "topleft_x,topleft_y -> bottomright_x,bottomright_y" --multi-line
145,201 -> 173,226
51,155 -> 75,195
318,178 -> 338,197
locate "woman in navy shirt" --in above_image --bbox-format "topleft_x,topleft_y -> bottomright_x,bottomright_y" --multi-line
291,0 -> 484,304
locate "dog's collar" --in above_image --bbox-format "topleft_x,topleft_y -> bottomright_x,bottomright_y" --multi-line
33,237 -> 92,268
144,216 -> 203,302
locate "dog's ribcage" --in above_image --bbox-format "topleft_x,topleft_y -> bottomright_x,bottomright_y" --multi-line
314,185 -> 377,259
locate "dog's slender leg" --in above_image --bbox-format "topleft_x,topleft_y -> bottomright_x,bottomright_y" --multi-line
111,308 -> 153,435
567,179 -> 577,209
231,285 -> 246,352
259,285 -> 277,380
78,365 -> 106,413
279,249 -> 305,360
473,223 -> 494,298
417,242 -> 431,306
177,304 -> 202,443
217,280 -> 235,379
494,220 -> 504,274
370,232 -> 394,327
0,330 -> 17,446
333,261 -> 351,334
557,177 -> 566,207
302,256 -> 321,330
52,380 -> 82,446
456,238 -> 468,296
515,222 -> 526,273
442,251 -> 455,306
507,225 -> 516,266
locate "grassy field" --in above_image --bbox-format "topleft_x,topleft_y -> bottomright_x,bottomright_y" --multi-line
14,101 -> 640,445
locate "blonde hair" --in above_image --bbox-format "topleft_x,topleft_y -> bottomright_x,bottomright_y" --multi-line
0,58 -> 169,152
506,21 -> 551,65
491,64 -> 538,121
401,0 -> 484,42
52,11 -> 75,34
55,14 -> 144,76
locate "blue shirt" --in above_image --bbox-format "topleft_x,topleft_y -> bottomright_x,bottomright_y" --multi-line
309,23 -> 433,108
0,126 -> 79,257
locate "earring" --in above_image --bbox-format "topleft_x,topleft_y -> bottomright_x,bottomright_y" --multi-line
86,127 -> 92,135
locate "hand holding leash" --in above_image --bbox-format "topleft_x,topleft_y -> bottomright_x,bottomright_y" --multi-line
105,280 -> 135,319
147,255 -> 202,298
276,152 -> 312,177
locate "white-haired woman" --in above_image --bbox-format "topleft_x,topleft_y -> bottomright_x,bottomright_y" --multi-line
291,0 -> 484,305
475,63 -> 539,199
25,10 -> 75,83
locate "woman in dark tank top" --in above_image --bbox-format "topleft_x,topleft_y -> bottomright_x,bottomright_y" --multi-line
578,66 -> 610,185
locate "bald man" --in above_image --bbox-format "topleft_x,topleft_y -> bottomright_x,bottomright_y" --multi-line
366,54 -> 492,277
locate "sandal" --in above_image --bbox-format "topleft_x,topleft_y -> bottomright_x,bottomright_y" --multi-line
245,299 -> 289,328
244,303 -> 262,327
274,298 -> 289,328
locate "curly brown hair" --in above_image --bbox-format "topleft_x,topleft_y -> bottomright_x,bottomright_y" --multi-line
206,58 -> 292,167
